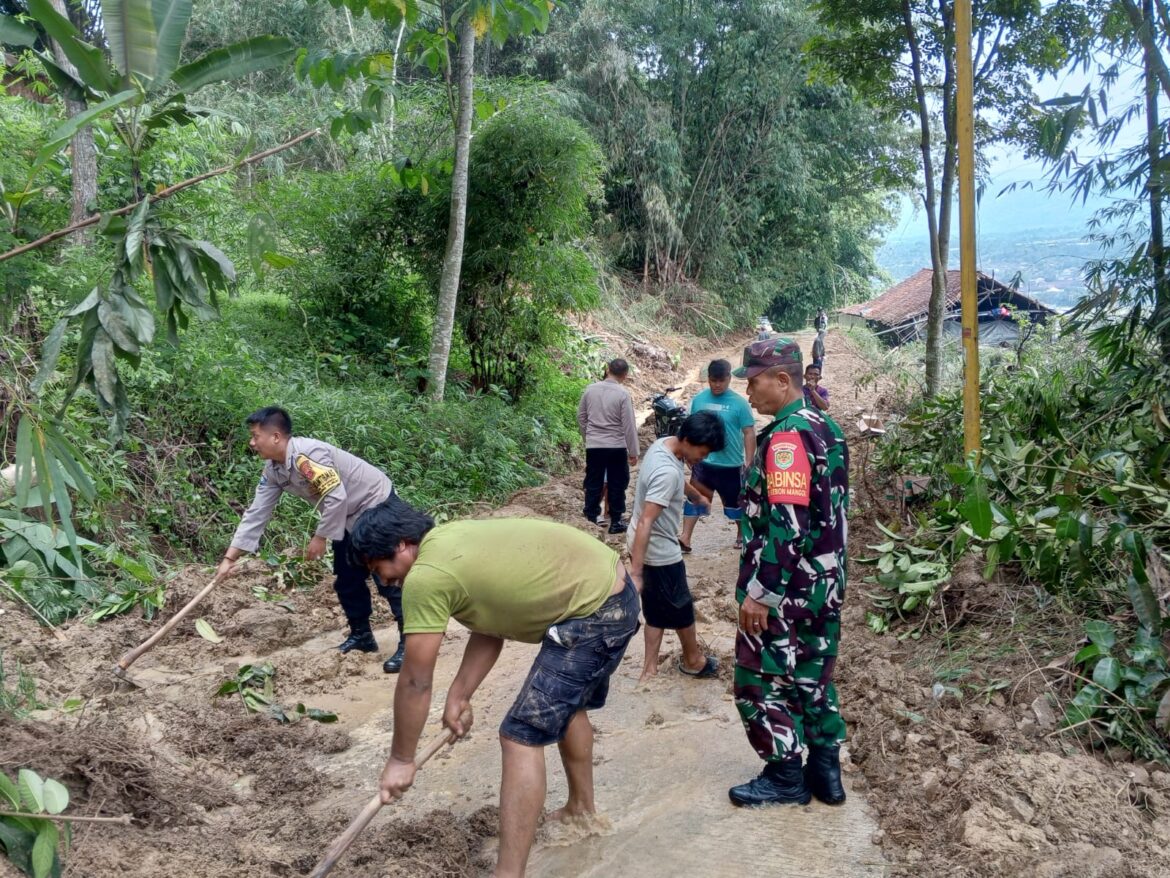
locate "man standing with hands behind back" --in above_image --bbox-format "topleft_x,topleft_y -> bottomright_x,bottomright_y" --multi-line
578,358 -> 639,534
729,339 -> 850,808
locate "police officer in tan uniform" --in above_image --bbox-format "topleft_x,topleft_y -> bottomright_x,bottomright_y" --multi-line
215,407 -> 406,672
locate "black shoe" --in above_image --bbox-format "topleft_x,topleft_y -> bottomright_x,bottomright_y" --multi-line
728,760 -> 811,807
805,745 -> 847,805
382,639 -> 405,674
608,521 -> 628,534
337,630 -> 378,654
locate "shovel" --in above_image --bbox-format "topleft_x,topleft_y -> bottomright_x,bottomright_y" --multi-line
309,708 -> 473,878
112,574 -> 223,686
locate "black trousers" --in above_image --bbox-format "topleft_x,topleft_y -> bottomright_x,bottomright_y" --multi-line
583,447 -> 630,522
332,531 -> 402,633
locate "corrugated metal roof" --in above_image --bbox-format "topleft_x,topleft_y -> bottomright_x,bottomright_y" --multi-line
838,269 -> 1055,326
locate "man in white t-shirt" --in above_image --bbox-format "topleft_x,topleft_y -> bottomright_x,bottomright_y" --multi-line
627,411 -> 725,683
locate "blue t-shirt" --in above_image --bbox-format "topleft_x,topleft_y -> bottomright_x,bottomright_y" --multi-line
689,388 -> 756,468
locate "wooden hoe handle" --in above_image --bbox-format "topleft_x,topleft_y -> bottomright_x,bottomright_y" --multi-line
114,575 -> 222,673
309,710 -> 472,878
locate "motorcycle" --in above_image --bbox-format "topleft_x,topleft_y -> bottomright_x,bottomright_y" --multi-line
650,387 -> 685,438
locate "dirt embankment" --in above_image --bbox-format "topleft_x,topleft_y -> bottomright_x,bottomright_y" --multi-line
2,328 -> 1167,877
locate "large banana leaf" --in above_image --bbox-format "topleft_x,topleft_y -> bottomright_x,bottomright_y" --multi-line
101,0 -> 159,85
151,0 -> 194,85
26,0 -> 117,93
32,89 -> 140,174
170,35 -> 295,93
0,14 -> 38,46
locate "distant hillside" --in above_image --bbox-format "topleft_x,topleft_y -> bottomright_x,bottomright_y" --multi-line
876,187 -> 1112,312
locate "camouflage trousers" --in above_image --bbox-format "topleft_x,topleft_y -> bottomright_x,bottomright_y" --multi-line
734,611 -> 845,762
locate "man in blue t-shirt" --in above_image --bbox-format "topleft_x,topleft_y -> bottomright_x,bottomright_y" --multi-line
679,359 -> 757,552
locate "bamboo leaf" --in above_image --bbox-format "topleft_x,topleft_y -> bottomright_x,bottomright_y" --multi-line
171,35 -> 295,93
45,447 -> 78,558
43,425 -> 96,501
14,415 -> 34,509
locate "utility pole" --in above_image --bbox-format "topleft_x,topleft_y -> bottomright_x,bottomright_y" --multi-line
956,0 -> 981,458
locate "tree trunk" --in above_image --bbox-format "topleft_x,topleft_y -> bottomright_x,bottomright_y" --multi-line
904,0 -> 945,397
1143,0 -> 1170,361
424,16 -> 475,401
48,0 -> 97,237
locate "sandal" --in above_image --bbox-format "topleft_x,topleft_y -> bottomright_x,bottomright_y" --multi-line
679,656 -> 719,678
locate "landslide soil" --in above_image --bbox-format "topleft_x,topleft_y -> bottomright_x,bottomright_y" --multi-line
1,328 -> 1167,877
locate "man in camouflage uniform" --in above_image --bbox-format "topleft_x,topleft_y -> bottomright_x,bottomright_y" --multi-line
728,338 -> 849,807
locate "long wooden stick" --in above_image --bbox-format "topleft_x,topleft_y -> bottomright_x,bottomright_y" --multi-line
112,574 -> 223,677
0,128 -> 321,263
309,711 -> 472,878
0,810 -> 132,825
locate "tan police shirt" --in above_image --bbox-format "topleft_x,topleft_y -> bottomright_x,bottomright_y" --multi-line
229,437 -> 393,553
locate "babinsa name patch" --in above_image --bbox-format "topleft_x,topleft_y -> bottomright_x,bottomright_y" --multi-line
765,430 -> 811,506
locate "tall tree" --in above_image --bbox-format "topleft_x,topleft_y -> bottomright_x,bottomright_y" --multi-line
47,0 -> 96,233
810,0 -> 1071,395
425,10 -> 472,401
302,0 -> 553,399
1028,0 -> 1170,362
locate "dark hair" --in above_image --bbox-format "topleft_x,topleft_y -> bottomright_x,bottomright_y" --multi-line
349,494 -> 436,564
708,359 -> 731,380
607,358 -> 630,378
805,364 -> 820,375
246,406 -> 293,435
678,411 -> 726,453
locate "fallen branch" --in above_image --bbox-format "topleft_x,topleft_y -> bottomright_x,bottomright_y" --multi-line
0,128 -> 321,263
0,810 -> 133,825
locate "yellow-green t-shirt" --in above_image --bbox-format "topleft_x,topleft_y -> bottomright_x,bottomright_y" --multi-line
401,519 -> 619,643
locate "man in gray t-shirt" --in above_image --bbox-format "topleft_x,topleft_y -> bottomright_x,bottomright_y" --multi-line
627,412 -> 725,683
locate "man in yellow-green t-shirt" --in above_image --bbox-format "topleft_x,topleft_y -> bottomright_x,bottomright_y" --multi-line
349,496 -> 639,878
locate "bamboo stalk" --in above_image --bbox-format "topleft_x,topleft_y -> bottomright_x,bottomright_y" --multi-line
0,129 -> 321,263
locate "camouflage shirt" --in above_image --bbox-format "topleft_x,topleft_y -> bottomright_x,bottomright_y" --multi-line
736,398 -> 849,619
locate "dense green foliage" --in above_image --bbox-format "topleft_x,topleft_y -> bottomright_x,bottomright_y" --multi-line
865,329 -> 1170,758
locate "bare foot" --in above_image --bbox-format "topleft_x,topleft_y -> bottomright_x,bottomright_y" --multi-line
546,801 -> 594,824
637,667 -> 659,684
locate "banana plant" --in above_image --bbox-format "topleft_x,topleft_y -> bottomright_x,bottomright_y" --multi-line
0,1 -> 293,615
0,0 -> 294,433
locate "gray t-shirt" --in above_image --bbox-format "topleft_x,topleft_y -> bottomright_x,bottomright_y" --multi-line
627,438 -> 684,566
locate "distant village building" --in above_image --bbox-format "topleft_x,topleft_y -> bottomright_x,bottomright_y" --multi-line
836,269 -> 1056,346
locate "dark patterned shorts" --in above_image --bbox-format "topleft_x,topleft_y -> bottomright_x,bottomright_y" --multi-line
500,578 -> 640,746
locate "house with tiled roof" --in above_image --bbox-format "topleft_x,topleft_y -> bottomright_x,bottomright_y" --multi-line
837,269 -> 1057,346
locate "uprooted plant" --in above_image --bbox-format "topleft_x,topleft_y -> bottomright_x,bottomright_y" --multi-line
214,663 -> 337,725
861,331 -> 1170,759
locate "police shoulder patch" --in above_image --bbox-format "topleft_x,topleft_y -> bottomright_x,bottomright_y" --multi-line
295,454 -> 341,497
764,430 -> 811,506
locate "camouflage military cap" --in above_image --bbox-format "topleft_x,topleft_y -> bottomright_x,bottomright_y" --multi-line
733,337 -> 803,379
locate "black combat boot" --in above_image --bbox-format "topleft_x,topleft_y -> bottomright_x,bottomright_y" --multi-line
382,623 -> 405,674
805,745 -> 847,805
337,627 -> 378,654
728,759 -> 812,807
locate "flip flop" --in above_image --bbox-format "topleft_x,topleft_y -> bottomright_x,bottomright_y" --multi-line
679,656 -> 719,678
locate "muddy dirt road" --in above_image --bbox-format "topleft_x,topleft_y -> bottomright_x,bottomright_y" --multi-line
7,328 -> 1166,877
